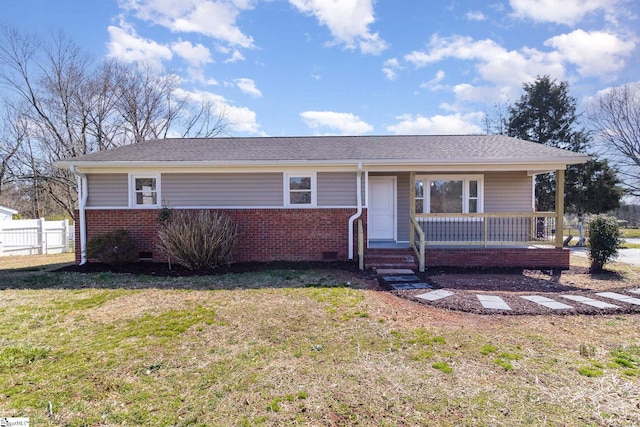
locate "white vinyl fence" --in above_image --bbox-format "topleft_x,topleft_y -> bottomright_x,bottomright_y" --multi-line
0,219 -> 73,256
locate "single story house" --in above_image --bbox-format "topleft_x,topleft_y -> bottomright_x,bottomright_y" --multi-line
0,205 -> 18,221
57,135 -> 589,271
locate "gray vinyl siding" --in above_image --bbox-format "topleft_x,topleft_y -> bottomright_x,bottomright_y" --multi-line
484,172 -> 533,212
317,172 -> 357,206
162,173 -> 283,207
87,174 -> 128,207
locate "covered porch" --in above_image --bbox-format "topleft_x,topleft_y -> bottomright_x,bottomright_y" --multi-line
362,169 -> 569,271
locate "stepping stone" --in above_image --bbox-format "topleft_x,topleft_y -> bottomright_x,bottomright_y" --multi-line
477,295 -> 511,310
628,288 -> 640,295
416,289 -> 454,301
389,282 -> 433,291
560,295 -> 620,309
521,295 -> 573,310
596,292 -> 640,306
381,275 -> 420,283
376,268 -> 415,275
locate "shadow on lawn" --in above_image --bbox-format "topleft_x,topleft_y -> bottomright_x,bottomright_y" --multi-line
0,260 -> 377,291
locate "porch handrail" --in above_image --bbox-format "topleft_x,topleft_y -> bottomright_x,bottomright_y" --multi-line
415,211 -> 557,219
410,216 -> 426,272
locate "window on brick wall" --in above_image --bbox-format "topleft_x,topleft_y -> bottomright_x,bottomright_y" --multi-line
284,172 -> 317,207
129,174 -> 161,208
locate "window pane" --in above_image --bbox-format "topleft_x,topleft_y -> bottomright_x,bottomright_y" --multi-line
430,180 -> 463,213
137,192 -> 157,205
469,199 -> 478,213
469,180 -> 478,198
289,177 -> 311,190
290,191 -> 311,204
415,180 -> 424,198
135,178 -> 155,191
415,199 -> 423,214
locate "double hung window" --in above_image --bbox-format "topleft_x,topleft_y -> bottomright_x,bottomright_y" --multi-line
284,173 -> 316,207
415,175 -> 483,214
129,174 -> 161,208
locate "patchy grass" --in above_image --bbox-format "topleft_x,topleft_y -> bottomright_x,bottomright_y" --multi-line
0,256 -> 639,425
621,228 -> 640,238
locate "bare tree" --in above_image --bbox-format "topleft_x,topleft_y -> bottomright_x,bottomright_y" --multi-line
589,83 -> 640,196
0,26 -> 228,217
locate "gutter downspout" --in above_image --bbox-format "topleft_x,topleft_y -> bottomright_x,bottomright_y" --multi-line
70,165 -> 88,265
348,162 -> 363,260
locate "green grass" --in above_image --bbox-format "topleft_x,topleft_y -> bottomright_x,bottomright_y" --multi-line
0,257 -> 640,425
621,228 -> 640,238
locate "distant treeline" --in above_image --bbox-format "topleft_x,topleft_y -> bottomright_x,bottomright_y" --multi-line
609,204 -> 640,228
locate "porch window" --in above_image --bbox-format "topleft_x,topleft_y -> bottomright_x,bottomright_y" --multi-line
129,174 -> 161,208
415,175 -> 483,214
284,173 -> 317,207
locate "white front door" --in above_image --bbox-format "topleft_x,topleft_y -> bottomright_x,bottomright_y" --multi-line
368,177 -> 396,240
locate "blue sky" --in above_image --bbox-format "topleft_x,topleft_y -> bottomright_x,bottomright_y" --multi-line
3,0 -> 639,137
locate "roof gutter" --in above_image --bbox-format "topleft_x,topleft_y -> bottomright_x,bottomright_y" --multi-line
348,163 -> 363,261
69,165 -> 88,265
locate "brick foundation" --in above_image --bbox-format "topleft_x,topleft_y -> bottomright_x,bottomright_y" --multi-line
75,208 -> 366,264
424,247 -> 570,269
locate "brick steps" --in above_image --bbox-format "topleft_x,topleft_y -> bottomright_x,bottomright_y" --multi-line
365,249 -> 418,270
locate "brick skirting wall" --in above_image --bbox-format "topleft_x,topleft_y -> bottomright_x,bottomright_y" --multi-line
424,247 -> 570,269
75,208 -> 367,264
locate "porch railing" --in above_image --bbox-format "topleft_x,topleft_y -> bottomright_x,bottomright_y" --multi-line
414,212 -> 558,247
409,212 -> 559,272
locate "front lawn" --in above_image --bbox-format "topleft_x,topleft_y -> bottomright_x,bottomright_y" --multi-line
0,255 -> 639,425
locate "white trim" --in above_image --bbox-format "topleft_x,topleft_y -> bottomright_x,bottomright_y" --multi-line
415,174 -> 484,214
368,176 -> 397,241
284,172 -> 317,207
128,173 -> 161,208
85,205 -> 359,210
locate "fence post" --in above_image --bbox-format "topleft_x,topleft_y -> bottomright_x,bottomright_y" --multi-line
38,217 -> 47,255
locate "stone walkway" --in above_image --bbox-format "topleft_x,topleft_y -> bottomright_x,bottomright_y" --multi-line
378,270 -> 640,314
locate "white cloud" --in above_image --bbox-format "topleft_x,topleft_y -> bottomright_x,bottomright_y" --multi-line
171,40 -> 213,67
174,88 -> 263,135
224,50 -> 246,63
288,0 -> 388,54
386,113 -> 484,135
300,111 -> 373,135
107,23 -> 172,70
545,29 -> 635,77
382,58 -> 401,80
465,11 -> 486,21
235,78 -> 262,97
404,35 -> 565,94
509,0 -> 619,25
420,70 -> 446,91
119,0 -> 255,48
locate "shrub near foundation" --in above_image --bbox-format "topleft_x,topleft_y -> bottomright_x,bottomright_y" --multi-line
86,229 -> 137,264
156,210 -> 238,270
588,214 -> 623,272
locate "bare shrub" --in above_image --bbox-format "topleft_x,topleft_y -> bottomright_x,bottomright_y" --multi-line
156,210 -> 238,270
86,229 -> 137,264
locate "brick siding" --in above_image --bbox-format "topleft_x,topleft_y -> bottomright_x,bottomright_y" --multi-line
424,247 -> 570,269
75,208 -> 366,264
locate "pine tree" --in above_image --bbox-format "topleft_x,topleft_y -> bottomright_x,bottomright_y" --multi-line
507,76 -> 623,214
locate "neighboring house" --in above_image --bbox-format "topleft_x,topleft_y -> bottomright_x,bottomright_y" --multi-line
57,135 -> 589,270
0,205 -> 18,221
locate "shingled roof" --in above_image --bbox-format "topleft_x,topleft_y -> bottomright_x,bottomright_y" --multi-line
58,135 -> 589,167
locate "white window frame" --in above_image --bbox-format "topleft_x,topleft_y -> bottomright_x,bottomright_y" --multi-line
129,173 -> 161,208
284,172 -> 317,207
415,174 -> 484,214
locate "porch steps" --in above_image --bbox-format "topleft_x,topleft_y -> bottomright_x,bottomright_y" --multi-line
365,248 -> 418,270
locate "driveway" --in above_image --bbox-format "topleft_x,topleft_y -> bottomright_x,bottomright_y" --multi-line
571,244 -> 640,266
